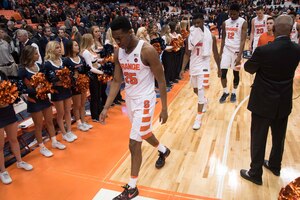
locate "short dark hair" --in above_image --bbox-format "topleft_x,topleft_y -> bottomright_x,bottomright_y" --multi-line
229,3 -> 240,12
110,16 -> 132,32
256,6 -> 263,11
267,17 -> 274,21
193,13 -> 204,20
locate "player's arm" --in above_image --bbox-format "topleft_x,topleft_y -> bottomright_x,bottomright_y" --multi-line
236,21 -> 248,65
212,35 -> 221,77
249,18 -> 255,49
297,23 -> 300,44
181,38 -> 191,75
100,48 -> 123,123
143,43 -> 168,124
220,22 -> 226,56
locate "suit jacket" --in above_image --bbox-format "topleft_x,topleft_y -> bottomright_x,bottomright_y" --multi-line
245,36 -> 300,119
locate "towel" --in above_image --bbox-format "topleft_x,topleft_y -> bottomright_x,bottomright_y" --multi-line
202,26 -> 212,57
188,26 -> 203,50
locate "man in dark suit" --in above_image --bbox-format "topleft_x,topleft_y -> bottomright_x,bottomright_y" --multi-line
240,15 -> 300,185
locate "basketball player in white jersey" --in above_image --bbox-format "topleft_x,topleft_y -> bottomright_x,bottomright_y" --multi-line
250,6 -> 269,52
289,11 -> 300,44
219,3 -> 247,103
100,16 -> 170,200
180,13 -> 220,130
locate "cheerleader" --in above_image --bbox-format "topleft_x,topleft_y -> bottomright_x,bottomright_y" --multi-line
105,28 -> 125,105
161,24 -> 174,88
44,41 -> 77,142
0,71 -> 33,185
80,33 -> 104,122
64,40 -> 101,131
91,26 -> 108,113
18,46 -> 66,157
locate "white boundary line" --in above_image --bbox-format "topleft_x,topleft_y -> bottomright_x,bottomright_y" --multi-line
216,95 -> 250,199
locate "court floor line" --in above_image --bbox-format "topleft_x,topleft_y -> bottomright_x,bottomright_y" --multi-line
216,95 -> 250,198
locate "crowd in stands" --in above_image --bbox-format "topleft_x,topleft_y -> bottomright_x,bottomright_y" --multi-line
0,0 -> 299,185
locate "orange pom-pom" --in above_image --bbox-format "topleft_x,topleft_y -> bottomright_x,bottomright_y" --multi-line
30,72 -> 55,100
278,177 -> 300,200
0,80 -> 19,105
152,43 -> 162,54
181,30 -> 190,40
76,74 -> 90,93
56,67 -> 72,88
98,74 -> 113,84
170,37 -> 184,52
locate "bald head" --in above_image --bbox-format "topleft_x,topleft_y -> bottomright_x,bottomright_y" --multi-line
274,15 -> 293,37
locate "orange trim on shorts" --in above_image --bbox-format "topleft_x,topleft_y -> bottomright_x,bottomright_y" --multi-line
141,132 -> 153,140
143,109 -> 150,114
142,116 -> 151,122
204,74 -> 210,78
140,125 -> 151,132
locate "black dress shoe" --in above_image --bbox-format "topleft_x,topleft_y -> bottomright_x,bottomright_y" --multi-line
263,160 -> 280,176
240,169 -> 262,185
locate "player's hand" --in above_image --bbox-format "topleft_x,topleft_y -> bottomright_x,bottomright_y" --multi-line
159,109 -> 168,124
235,56 -> 242,66
99,108 -> 108,124
217,68 -> 221,78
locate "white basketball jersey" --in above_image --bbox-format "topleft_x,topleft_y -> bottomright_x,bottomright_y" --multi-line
118,40 -> 155,99
189,41 -> 210,76
225,17 -> 245,52
290,22 -> 299,43
253,15 -> 268,41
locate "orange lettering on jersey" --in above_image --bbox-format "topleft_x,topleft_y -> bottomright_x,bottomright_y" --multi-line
120,63 -> 141,70
226,27 -> 238,32
255,24 -> 266,28
196,42 -> 203,47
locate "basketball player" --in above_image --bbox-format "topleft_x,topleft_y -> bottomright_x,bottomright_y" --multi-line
289,11 -> 300,44
250,6 -> 269,52
219,3 -> 247,104
99,16 -> 170,200
257,17 -> 275,47
180,13 -> 220,130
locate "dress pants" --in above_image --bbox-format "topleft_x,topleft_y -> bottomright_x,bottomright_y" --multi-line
249,112 -> 288,179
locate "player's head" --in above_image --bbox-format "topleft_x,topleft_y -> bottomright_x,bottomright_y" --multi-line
256,6 -> 264,18
229,3 -> 240,20
192,13 -> 204,28
266,17 -> 274,32
110,16 -> 134,49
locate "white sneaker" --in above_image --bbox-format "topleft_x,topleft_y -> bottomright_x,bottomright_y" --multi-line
83,122 -> 93,129
68,131 -> 78,140
16,161 -> 33,171
192,120 -> 201,130
40,146 -> 53,157
62,132 -> 75,143
77,123 -> 89,132
202,98 -> 208,113
52,141 -> 66,150
0,171 -> 12,184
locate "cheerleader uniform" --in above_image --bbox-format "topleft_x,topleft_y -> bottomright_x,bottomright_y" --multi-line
81,49 -> 102,121
18,64 -> 52,113
44,59 -> 72,102
0,73 -> 17,128
63,56 -> 90,96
